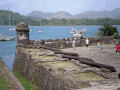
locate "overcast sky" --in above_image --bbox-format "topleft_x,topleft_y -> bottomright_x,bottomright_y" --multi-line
0,0 -> 120,16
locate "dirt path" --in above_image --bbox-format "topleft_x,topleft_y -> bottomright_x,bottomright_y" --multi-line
62,44 -> 120,74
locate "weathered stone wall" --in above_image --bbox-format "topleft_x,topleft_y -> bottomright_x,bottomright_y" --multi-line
13,45 -> 70,90
17,30 -> 29,45
12,36 -> 120,90
28,36 -> 119,49
0,57 -> 25,90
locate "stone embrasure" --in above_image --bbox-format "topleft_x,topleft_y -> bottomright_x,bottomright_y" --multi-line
12,47 -> 117,90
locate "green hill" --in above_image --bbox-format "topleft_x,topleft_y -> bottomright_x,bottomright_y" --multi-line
0,10 -> 42,26
1,10 -> 120,26
27,8 -> 120,19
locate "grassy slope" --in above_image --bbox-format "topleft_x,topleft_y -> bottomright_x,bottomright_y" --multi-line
14,72 -> 39,90
0,73 -> 8,90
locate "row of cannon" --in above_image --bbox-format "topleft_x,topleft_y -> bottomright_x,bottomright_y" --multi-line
39,45 -> 116,72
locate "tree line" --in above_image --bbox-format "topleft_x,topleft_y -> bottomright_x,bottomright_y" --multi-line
0,10 -> 120,26
1,17 -> 120,26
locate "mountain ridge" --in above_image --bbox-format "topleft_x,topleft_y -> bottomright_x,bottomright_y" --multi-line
27,8 -> 120,19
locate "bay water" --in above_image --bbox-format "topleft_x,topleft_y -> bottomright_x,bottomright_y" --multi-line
0,25 -> 120,71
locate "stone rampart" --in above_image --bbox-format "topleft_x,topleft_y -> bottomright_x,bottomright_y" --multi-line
12,35 -> 120,90
13,46 -> 70,90
13,42 -> 120,90
27,36 -> 119,49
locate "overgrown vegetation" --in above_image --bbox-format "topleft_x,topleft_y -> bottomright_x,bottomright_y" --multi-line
14,72 -> 39,90
1,10 -> 120,26
95,24 -> 118,38
0,74 -> 8,90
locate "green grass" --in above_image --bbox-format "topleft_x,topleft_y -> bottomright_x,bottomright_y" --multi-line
14,72 -> 39,90
0,74 -> 8,90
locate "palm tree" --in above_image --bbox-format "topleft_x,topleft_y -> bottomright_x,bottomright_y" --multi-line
96,24 -> 118,37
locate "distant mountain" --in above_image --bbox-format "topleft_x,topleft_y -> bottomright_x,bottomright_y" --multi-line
0,10 -> 43,26
108,8 -> 120,18
1,9 -> 120,26
27,11 -> 53,19
27,11 -> 74,20
50,11 -> 74,19
74,11 -> 110,19
116,15 -> 120,18
27,8 -> 120,19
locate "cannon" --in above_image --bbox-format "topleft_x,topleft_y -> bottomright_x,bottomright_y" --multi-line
61,55 -> 116,72
61,55 -> 94,62
39,45 -> 61,51
54,51 -> 79,56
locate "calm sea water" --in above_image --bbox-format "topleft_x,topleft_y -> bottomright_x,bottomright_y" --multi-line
0,25 -> 120,71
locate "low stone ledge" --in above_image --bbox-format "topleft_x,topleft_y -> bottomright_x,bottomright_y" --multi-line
0,57 -> 25,90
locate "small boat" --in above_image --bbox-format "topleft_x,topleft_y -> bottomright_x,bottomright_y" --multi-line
9,17 -> 16,31
9,28 -> 16,31
73,28 -> 87,37
73,32 -> 82,37
39,30 -> 42,33
0,35 -> 16,41
29,20 -> 32,32
39,20 -> 42,33
70,28 -> 76,34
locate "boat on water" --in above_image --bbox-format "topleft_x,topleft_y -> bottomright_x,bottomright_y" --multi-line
73,29 -> 87,38
0,34 -> 16,41
39,30 -> 42,33
9,13 -> 16,31
9,28 -> 16,31
70,28 -> 76,34
39,20 -> 42,33
29,20 -> 32,32
73,32 -> 82,37
0,9 -> 16,41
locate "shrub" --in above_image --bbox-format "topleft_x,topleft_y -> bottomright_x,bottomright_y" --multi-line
113,32 -> 118,39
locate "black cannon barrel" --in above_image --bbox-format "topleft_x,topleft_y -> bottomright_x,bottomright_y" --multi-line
54,51 -> 79,56
39,46 -> 61,51
79,57 -> 93,62
61,55 -> 94,62
79,60 -> 116,72
62,55 -> 79,60
61,55 -> 116,72
50,48 -> 61,51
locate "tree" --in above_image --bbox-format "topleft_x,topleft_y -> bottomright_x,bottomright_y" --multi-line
62,18 -> 67,26
97,24 -> 118,38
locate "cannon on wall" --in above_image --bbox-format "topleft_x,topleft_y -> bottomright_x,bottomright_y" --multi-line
61,55 -> 116,72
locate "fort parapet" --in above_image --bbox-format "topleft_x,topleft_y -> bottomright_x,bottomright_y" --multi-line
13,22 -> 120,90
27,36 -> 119,49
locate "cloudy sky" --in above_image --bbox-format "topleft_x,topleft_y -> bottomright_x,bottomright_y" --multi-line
0,0 -> 120,16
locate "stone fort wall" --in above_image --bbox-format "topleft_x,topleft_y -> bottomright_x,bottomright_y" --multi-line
27,36 -> 119,49
12,22 -> 120,90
